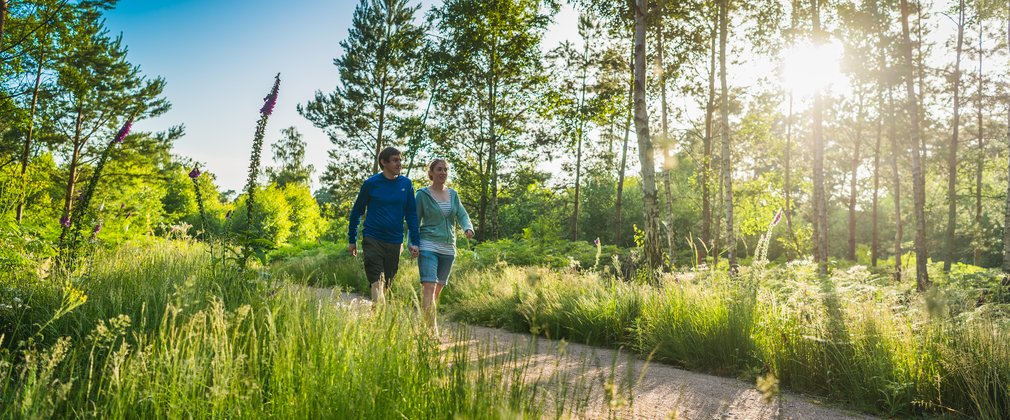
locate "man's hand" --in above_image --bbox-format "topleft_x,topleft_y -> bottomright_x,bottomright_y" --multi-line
409,245 -> 420,259
348,243 -> 357,257
464,229 -> 474,239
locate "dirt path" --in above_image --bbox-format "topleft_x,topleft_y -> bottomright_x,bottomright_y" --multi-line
295,285 -> 873,420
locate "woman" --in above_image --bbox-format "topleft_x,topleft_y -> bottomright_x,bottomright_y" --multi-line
415,158 -> 473,332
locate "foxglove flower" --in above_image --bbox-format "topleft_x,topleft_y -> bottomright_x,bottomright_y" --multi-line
771,209 -> 783,227
260,73 -> 280,115
593,237 -> 600,247
112,116 -> 134,144
92,223 -> 103,235
60,215 -> 71,228
189,166 -> 201,179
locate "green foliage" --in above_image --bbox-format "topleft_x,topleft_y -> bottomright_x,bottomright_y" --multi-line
227,184 -> 292,250
281,182 -> 324,244
301,0 -> 427,204
266,127 -> 314,188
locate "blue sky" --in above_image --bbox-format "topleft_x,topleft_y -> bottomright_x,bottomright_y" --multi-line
104,0 -> 357,192
103,0 -> 576,192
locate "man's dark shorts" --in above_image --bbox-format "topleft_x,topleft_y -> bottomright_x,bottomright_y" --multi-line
362,236 -> 402,288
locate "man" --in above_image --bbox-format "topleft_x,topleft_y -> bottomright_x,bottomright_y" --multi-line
348,147 -> 420,304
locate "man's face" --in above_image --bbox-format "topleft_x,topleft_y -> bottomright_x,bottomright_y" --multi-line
383,154 -> 402,175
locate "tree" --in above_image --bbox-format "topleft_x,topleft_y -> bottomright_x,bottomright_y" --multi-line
898,0 -> 930,291
614,40 -> 633,246
633,0 -> 663,272
267,127 -> 314,188
300,0 -> 427,179
1002,1 -> 1010,273
428,0 -> 554,241
809,0 -> 828,275
942,0 -> 967,272
545,14 -> 603,242
45,6 -> 167,243
701,3 -> 717,263
718,0 -> 736,271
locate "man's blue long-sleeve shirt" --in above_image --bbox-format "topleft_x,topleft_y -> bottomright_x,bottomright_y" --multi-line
348,173 -> 420,246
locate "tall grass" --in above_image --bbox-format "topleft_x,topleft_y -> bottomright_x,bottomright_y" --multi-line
1,239 -> 615,419
437,260 -> 1010,418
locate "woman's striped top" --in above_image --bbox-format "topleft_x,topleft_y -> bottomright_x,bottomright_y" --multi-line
419,200 -> 456,255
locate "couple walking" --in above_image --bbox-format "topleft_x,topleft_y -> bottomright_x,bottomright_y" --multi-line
347,147 -> 473,330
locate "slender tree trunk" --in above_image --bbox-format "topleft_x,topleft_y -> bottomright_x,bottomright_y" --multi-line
718,0 -> 735,270
811,0 -> 828,275
16,56 -> 45,223
477,48 -> 498,241
784,93 -> 799,258
974,27 -> 985,266
373,78 -> 388,174
784,0 -> 800,259
572,30 -> 591,242
872,92 -> 882,267
848,91 -> 865,261
1002,7 -> 1010,273
487,78 -> 499,240
875,0 -> 896,273
899,0 -> 930,291
635,0 -> 662,272
658,28 -> 676,267
59,109 -> 85,245
477,100 -> 492,240
0,0 -> 7,51
888,87 -> 903,282
701,19 -> 716,264
615,42 -> 633,246
944,1 -> 965,272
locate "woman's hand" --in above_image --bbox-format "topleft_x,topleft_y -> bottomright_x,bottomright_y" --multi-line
464,229 -> 474,239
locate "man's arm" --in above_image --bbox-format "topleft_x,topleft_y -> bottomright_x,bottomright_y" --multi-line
347,181 -> 369,253
405,183 -> 420,248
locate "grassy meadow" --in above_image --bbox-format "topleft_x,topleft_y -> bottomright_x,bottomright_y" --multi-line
276,243 -> 1010,419
0,239 -> 610,419
3,236 -> 1010,418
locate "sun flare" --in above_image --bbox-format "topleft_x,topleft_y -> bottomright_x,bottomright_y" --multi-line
781,40 -> 847,97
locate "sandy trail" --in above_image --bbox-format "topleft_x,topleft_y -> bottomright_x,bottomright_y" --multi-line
295,285 -> 873,420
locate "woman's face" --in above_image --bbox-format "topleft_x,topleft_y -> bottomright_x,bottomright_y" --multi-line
429,162 -> 449,184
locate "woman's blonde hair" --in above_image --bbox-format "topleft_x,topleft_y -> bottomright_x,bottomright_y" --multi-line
427,158 -> 448,180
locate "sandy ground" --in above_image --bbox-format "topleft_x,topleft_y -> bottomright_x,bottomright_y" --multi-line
293,285 -> 874,420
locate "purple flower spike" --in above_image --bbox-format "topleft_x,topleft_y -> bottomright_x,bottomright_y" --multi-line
113,116 -> 134,144
260,74 -> 281,115
60,215 -> 71,228
189,166 -> 201,179
771,209 -> 783,227
593,237 -> 600,247
92,223 -> 103,235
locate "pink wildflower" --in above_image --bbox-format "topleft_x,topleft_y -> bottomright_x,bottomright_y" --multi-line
113,116 -> 134,144
260,73 -> 281,115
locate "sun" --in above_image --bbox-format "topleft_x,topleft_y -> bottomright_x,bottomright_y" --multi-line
780,40 -> 847,97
